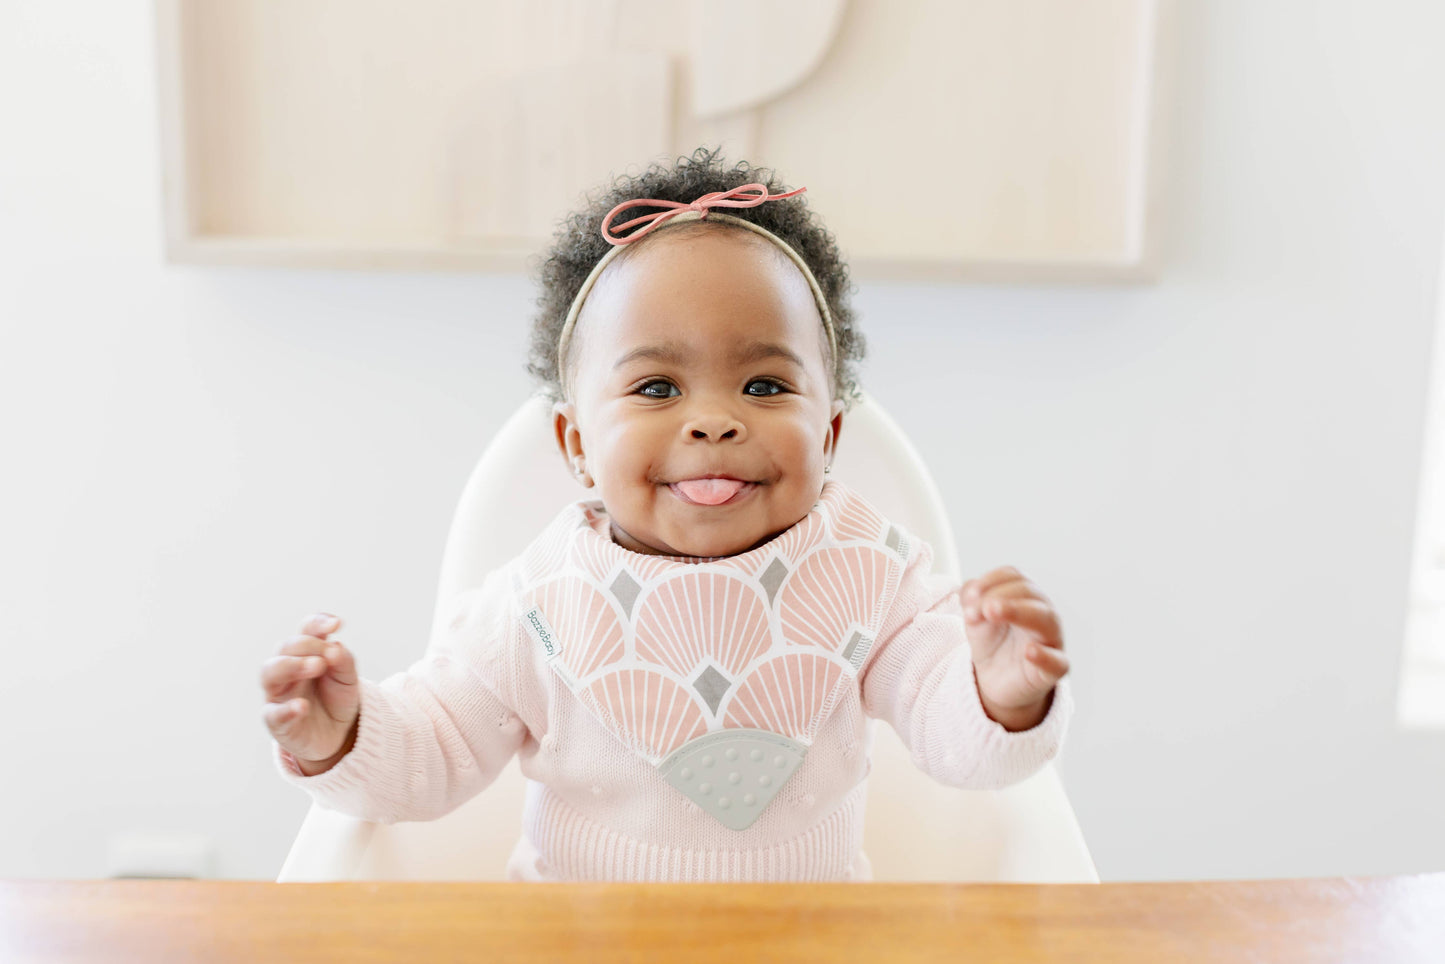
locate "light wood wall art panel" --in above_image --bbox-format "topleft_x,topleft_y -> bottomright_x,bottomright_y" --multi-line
157,0 -> 1171,281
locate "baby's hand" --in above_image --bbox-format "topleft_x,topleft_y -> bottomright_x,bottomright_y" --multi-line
260,613 -> 360,774
962,567 -> 1070,731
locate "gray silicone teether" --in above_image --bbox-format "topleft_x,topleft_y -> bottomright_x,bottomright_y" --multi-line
657,729 -> 807,830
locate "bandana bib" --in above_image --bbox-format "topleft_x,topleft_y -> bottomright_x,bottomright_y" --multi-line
510,481 -> 912,829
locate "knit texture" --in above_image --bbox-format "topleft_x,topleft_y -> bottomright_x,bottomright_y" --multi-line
276,481 -> 1072,880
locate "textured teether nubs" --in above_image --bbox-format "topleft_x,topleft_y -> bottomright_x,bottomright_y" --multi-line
658,729 -> 807,830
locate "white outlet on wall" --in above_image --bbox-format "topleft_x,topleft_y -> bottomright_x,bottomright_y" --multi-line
106,832 -> 216,879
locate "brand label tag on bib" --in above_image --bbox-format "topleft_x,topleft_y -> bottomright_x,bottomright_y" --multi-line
522,605 -> 581,690
522,607 -> 563,661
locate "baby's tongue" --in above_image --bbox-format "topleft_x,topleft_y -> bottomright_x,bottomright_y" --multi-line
674,478 -> 746,505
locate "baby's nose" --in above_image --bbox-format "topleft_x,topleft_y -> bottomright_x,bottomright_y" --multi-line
683,409 -> 746,441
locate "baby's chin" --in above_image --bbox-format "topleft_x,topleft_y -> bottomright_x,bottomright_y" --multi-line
611,520 -> 789,559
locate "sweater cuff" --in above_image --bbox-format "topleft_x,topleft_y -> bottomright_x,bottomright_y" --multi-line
922,652 -> 1074,789
273,678 -> 404,813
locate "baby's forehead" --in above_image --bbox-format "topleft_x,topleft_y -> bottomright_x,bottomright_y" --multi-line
607,220 -> 792,278
564,222 -> 837,393
583,244 -> 827,341
591,227 -> 810,314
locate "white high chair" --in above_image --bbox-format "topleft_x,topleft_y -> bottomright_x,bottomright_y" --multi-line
278,393 -> 1097,883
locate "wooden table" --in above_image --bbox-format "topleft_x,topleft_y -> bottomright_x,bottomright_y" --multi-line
2,876 -> 1442,963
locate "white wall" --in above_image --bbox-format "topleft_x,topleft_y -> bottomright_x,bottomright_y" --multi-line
2,1 -> 1442,881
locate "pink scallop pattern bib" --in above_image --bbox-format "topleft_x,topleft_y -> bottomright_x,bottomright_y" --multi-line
509,482 -> 912,827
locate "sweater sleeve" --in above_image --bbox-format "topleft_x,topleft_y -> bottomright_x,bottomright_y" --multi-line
272,567 -> 529,823
859,536 -> 1073,790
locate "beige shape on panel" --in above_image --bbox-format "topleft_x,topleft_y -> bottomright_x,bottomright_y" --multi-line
450,54 -> 674,245
686,0 -> 848,119
749,0 -> 1157,266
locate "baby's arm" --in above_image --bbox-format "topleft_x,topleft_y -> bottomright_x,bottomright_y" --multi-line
266,570 -> 529,823
860,540 -> 1072,790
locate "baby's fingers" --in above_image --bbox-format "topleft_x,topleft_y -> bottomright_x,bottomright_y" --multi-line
1026,642 -> 1071,681
974,597 -> 1063,647
278,634 -> 330,658
319,640 -> 358,687
300,613 -> 341,638
964,567 -> 1028,603
261,697 -> 310,737
260,653 -> 329,700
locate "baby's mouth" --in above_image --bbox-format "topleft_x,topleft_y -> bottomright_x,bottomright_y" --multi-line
669,478 -> 752,506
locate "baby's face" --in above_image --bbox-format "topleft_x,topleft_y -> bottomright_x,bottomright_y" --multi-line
554,226 -> 843,558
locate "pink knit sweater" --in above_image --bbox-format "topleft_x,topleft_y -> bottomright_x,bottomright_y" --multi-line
276,481 -> 1071,881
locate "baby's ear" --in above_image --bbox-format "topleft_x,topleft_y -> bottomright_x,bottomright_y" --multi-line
552,400 -> 582,458
825,398 -> 845,460
553,400 -> 593,487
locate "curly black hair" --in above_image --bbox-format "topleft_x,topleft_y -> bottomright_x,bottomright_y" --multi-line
527,147 -> 864,406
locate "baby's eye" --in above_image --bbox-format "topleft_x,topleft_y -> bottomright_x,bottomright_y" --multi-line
637,380 -> 680,399
745,379 -> 787,397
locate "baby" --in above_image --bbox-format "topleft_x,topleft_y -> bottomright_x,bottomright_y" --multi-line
261,148 -> 1072,881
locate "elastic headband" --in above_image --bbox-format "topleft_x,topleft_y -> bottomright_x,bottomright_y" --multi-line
557,184 -> 837,397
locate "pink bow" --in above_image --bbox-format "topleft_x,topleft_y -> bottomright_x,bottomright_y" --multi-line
601,184 -> 807,246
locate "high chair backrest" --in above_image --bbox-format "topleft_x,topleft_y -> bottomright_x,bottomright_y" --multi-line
278,393 -> 1098,882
